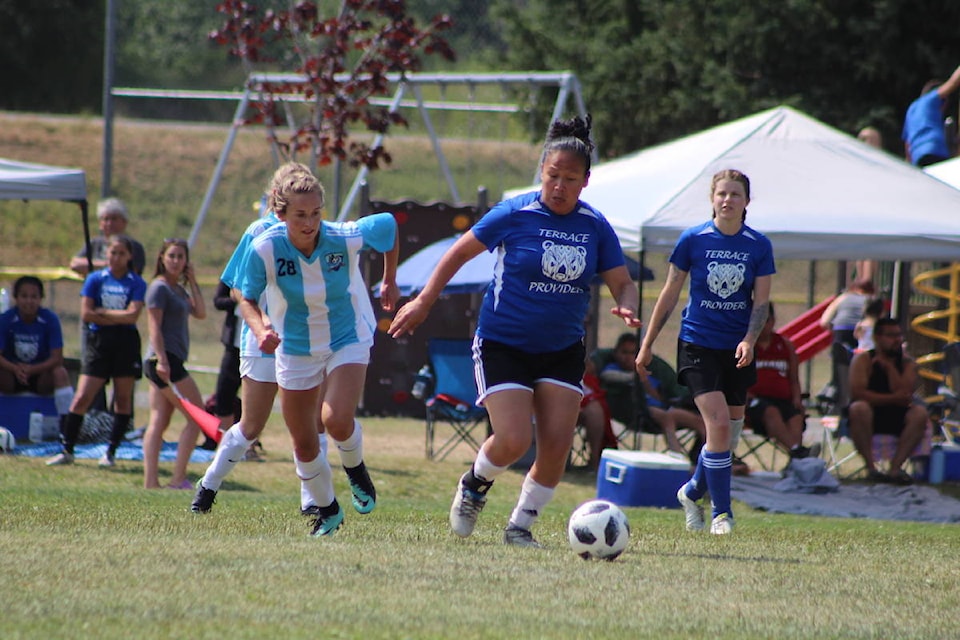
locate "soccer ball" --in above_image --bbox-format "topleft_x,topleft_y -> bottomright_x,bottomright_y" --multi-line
567,499 -> 630,561
0,426 -> 16,454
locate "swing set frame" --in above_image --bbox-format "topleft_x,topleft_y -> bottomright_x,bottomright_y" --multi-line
111,71 -> 589,245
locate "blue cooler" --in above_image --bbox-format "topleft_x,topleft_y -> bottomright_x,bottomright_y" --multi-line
596,450 -> 690,508
0,394 -> 58,441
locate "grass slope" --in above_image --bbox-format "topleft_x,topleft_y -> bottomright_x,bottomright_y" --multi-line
0,111 -> 844,392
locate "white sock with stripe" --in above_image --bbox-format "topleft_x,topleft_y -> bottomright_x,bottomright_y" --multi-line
508,474 -> 555,531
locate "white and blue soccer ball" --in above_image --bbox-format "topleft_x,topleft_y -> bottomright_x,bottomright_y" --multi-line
567,499 -> 630,561
0,426 -> 16,454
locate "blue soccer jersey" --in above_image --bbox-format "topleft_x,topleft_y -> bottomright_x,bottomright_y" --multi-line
222,212 -> 281,358
0,307 -> 64,365
241,212 -> 396,356
670,220 -> 776,350
471,191 -> 624,353
80,268 -> 147,332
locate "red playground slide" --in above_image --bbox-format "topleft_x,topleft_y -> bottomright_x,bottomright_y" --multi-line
777,295 -> 836,363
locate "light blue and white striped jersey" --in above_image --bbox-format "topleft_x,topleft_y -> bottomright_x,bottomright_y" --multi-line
240,213 -> 396,356
222,212 -> 280,358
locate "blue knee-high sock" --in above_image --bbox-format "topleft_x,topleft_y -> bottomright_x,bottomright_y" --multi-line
702,450 -> 733,519
686,451 -> 707,501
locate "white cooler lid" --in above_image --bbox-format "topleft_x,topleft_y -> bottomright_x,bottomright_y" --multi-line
600,449 -> 689,470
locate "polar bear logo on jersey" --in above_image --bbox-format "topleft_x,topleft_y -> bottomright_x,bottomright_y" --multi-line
14,336 -> 39,363
541,241 -> 586,283
706,261 -> 745,299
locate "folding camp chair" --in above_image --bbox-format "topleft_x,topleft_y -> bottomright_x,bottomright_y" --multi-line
423,338 -> 490,461
736,393 -> 813,472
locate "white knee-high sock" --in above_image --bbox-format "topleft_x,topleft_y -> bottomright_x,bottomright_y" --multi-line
318,431 -> 329,458
201,424 -> 253,490
508,474 -> 555,531
54,386 -> 74,416
333,420 -> 363,468
296,453 -> 335,511
472,448 -> 508,483
302,433 -> 330,508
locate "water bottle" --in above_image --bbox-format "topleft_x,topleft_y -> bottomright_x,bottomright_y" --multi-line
29,412 -> 45,443
0,287 -> 9,313
929,445 -> 945,485
411,365 -> 433,400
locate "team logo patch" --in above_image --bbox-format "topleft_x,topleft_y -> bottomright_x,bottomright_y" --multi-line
324,252 -> 345,271
706,261 -> 745,299
14,336 -> 39,363
541,241 -> 586,283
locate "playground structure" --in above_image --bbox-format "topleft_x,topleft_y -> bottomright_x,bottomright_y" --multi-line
109,71 -> 589,246
911,263 -> 960,389
776,295 -> 836,364
781,261 -> 960,402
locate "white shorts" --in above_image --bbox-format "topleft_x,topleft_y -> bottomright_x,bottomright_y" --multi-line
240,355 -> 277,384
276,341 -> 371,391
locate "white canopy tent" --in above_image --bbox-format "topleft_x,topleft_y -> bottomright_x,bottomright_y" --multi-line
506,106 -> 960,261
0,158 -> 92,270
925,156 -> 960,190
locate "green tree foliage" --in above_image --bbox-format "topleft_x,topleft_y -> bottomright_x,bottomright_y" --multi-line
490,0 -> 960,158
0,0 -> 103,112
115,0 -> 245,90
209,0 -> 455,169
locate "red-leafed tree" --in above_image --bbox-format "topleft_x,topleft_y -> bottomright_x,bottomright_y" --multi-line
210,0 -> 455,169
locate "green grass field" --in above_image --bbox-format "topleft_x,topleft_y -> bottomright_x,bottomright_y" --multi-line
3,112 -> 958,639
2,417 -> 958,640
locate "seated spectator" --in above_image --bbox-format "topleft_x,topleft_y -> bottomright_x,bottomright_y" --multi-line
0,276 -> 75,420
579,358 -> 618,471
596,332 -> 705,460
747,302 -> 819,460
847,318 -> 928,485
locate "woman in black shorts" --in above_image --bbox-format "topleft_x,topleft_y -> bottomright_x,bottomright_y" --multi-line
47,235 -> 146,466
141,238 -> 207,489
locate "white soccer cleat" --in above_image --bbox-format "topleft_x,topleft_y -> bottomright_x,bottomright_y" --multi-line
449,473 -> 489,538
677,485 -> 705,532
46,452 -> 74,466
710,513 -> 734,535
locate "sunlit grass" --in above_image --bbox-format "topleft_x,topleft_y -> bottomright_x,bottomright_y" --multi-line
2,417 -> 958,639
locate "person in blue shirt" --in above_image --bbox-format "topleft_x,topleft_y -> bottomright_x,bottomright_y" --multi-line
902,64 -> 960,167
0,276 -> 74,418
389,115 -> 642,548
47,235 -> 147,466
637,169 -> 774,536
239,166 -> 399,537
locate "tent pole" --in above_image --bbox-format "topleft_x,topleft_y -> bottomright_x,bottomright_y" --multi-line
805,260 -> 816,396
80,200 -> 93,275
